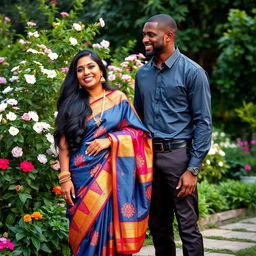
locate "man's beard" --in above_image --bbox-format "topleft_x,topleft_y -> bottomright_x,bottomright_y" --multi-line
145,44 -> 164,58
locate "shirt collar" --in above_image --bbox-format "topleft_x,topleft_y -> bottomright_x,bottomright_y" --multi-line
150,48 -> 180,69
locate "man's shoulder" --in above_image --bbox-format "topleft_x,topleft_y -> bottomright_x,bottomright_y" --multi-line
136,61 -> 152,75
179,52 -> 204,71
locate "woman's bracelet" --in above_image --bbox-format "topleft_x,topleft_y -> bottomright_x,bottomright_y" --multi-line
58,171 -> 71,184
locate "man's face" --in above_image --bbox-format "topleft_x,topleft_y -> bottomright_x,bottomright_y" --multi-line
142,22 -> 166,58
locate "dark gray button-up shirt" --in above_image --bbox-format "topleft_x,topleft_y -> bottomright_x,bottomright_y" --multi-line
134,48 -> 212,168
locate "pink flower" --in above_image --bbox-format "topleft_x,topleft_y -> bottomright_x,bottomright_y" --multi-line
0,57 -> 6,63
242,147 -> 249,151
44,49 -> 52,54
251,140 -> 256,144
11,146 -> 23,158
4,17 -> 11,22
137,53 -> 146,59
244,165 -> 252,170
51,161 -> 60,170
0,77 -> 7,84
15,185 -> 21,191
22,113 -> 31,121
0,159 -> 9,170
20,161 -> 34,172
27,21 -> 37,26
61,67 -> 69,72
0,237 -> 15,250
108,74 -> 116,81
60,12 -> 69,17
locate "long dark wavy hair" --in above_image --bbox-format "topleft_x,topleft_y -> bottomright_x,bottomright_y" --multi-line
54,49 -> 112,155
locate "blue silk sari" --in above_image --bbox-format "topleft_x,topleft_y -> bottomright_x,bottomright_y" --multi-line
67,90 -> 153,255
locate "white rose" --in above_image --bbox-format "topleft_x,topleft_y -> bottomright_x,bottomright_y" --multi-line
33,122 -> 44,133
99,18 -> 105,27
100,40 -> 110,48
48,52 -> 58,60
42,69 -> 57,78
6,112 -> 17,121
9,126 -> 19,136
206,159 -> 211,165
69,37 -> 78,46
0,103 -> 7,112
28,31 -> 39,38
27,48 -> 39,54
218,161 -> 224,167
46,133 -> 54,144
2,86 -> 13,94
73,23 -> 82,31
219,150 -> 225,156
11,66 -> 19,72
0,114 -> 2,122
28,111 -> 39,121
9,76 -> 19,83
6,99 -> 18,105
11,146 -> 23,158
37,154 -> 48,164
24,74 -> 36,84
41,122 -> 51,130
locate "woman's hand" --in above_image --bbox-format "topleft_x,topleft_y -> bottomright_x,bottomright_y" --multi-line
61,180 -> 75,206
86,138 -> 111,156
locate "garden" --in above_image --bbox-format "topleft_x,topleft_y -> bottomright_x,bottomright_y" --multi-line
0,0 -> 256,255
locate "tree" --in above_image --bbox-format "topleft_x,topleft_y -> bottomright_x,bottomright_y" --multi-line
212,9 -> 256,135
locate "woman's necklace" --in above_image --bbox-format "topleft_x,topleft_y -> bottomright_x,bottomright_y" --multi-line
92,90 -> 106,127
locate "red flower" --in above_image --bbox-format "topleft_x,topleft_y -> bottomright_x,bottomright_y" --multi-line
20,161 -> 34,172
52,186 -> 62,194
0,159 -> 9,170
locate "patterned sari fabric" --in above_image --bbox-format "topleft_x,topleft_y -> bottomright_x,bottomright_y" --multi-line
67,90 -> 153,256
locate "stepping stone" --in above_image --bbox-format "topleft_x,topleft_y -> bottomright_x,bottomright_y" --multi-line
203,238 -> 256,251
241,217 -> 256,224
135,246 -> 183,256
202,228 -> 256,241
220,222 -> 256,232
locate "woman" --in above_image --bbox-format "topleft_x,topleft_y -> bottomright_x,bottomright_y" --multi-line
54,49 -> 153,256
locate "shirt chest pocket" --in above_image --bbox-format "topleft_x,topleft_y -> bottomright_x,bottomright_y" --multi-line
162,82 -> 187,101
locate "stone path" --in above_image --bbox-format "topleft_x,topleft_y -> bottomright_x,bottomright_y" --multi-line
135,216 -> 256,256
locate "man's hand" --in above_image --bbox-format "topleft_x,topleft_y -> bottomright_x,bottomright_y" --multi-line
86,138 -> 111,156
176,170 -> 197,197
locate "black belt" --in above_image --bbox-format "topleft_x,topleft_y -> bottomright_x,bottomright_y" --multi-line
153,139 -> 191,152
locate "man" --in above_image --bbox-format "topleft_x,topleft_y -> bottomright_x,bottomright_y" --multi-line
134,14 -> 212,256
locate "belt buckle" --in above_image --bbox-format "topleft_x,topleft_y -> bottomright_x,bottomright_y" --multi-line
154,142 -> 164,152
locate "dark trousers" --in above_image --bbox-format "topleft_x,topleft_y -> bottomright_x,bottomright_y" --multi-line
149,148 -> 204,256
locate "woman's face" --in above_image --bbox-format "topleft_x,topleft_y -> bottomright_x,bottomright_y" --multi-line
76,55 -> 102,90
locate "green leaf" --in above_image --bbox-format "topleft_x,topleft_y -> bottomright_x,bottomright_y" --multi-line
41,243 -> 52,253
31,237 -> 41,252
18,193 -> 32,204
5,214 -> 16,225
16,232 -> 27,241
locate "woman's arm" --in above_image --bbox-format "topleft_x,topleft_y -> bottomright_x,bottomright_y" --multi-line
59,136 -> 75,206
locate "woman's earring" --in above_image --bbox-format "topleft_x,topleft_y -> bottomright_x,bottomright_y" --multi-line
100,75 -> 106,83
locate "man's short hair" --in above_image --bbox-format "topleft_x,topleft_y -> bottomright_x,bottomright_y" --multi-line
146,14 -> 177,33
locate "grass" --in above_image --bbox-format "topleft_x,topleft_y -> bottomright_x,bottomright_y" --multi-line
204,248 -> 234,254
236,245 -> 256,256
205,235 -> 256,243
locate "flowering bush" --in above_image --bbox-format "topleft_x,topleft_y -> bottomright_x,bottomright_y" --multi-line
0,1 -> 140,255
199,129 -> 231,183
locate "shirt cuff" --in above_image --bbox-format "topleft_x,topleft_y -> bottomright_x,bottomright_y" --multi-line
188,156 -> 202,169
